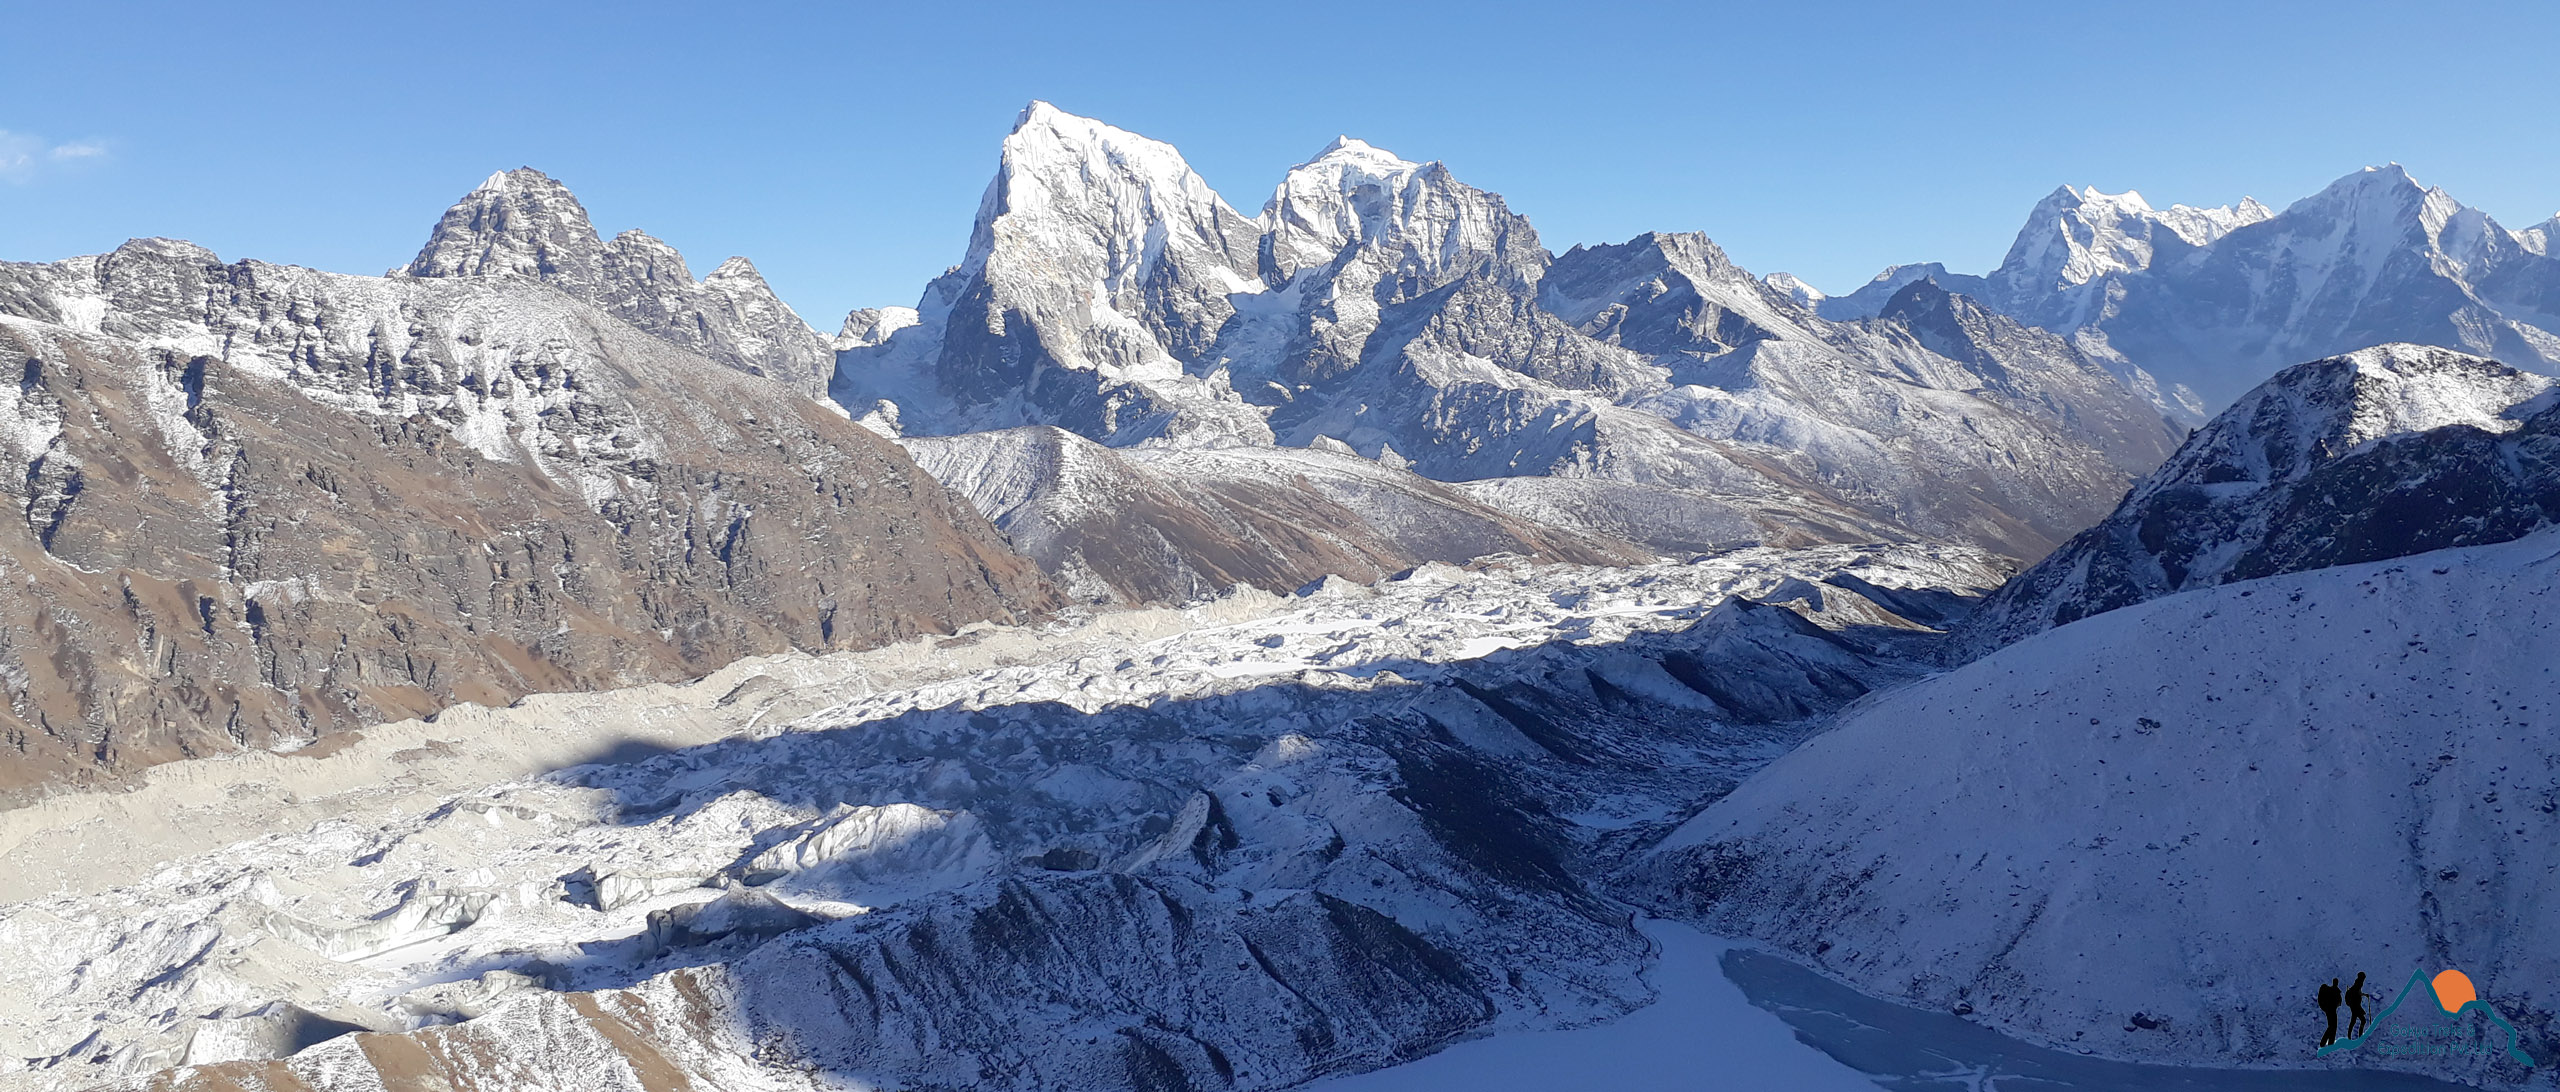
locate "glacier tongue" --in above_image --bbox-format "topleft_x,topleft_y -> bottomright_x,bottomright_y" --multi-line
0,544 -> 2008,1091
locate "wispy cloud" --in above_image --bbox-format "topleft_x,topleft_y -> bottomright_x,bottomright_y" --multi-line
0,130 -> 111,182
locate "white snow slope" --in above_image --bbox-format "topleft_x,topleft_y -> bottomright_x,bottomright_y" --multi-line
1644,525 -> 2560,1086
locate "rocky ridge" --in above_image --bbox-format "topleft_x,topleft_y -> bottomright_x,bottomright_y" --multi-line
0,234 -> 1054,796
1959,343 -> 2559,651
404,168 -> 837,398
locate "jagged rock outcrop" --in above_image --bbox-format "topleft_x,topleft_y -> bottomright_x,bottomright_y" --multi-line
1959,343 -> 2559,651
405,168 -> 836,397
833,103 -> 1274,446
0,237 -> 1054,797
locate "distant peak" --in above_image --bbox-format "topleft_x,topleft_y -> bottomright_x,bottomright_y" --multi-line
1296,134 -> 1416,174
1013,99 -> 1067,131
2330,163 -> 2420,192
473,167 -> 567,196
1763,271 -> 1826,304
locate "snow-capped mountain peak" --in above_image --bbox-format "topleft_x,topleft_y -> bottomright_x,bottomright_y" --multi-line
1990,182 -> 2266,303
1761,272 -> 1825,309
2132,341 -> 2556,500
997,101 -> 1246,240
2517,211 -> 2560,256
833,102 -> 1270,446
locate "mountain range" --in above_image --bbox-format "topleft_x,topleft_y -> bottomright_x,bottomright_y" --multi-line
1807,167 -> 2560,415
4,97 -> 2560,1092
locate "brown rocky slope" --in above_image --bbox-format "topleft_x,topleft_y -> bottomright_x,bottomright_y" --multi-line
0,236 -> 1056,799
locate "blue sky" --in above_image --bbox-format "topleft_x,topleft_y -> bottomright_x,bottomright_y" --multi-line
6,0 -> 2556,324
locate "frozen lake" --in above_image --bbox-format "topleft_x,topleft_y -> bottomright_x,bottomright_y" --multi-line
1307,918 -> 2480,1092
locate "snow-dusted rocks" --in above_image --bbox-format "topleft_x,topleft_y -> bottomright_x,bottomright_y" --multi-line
1542,232 -> 2162,556
405,168 -> 837,397
1961,344 -> 2559,650
1637,526 -> 2560,1085
0,235 -> 1053,795
1872,277 -> 2187,473
903,426 -> 1649,604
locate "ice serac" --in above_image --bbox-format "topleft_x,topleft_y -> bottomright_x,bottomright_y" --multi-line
0,236 -> 1055,797
1637,525 -> 2560,1085
1959,343 -> 2560,650
833,101 -> 1273,446
406,167 -> 836,397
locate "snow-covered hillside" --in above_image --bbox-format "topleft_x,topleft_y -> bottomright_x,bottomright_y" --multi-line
0,545 -> 2006,1092
1638,526 -> 2560,1086
1963,343 -> 2560,650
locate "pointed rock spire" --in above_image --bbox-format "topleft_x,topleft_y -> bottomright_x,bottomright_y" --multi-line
405,167 -> 605,297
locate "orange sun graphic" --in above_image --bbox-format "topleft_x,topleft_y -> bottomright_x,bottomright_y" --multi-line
2431,969 -> 2477,1013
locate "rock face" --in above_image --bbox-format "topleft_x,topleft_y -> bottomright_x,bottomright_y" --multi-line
404,168 -> 837,397
0,237 -> 1055,797
1870,278 -> 2187,476
1541,232 -> 2171,555
1635,526 -> 2560,1086
1832,167 -> 2560,415
1960,344 -> 2559,651
833,104 -> 1274,446
840,103 -> 2182,562
903,426 -> 1651,604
